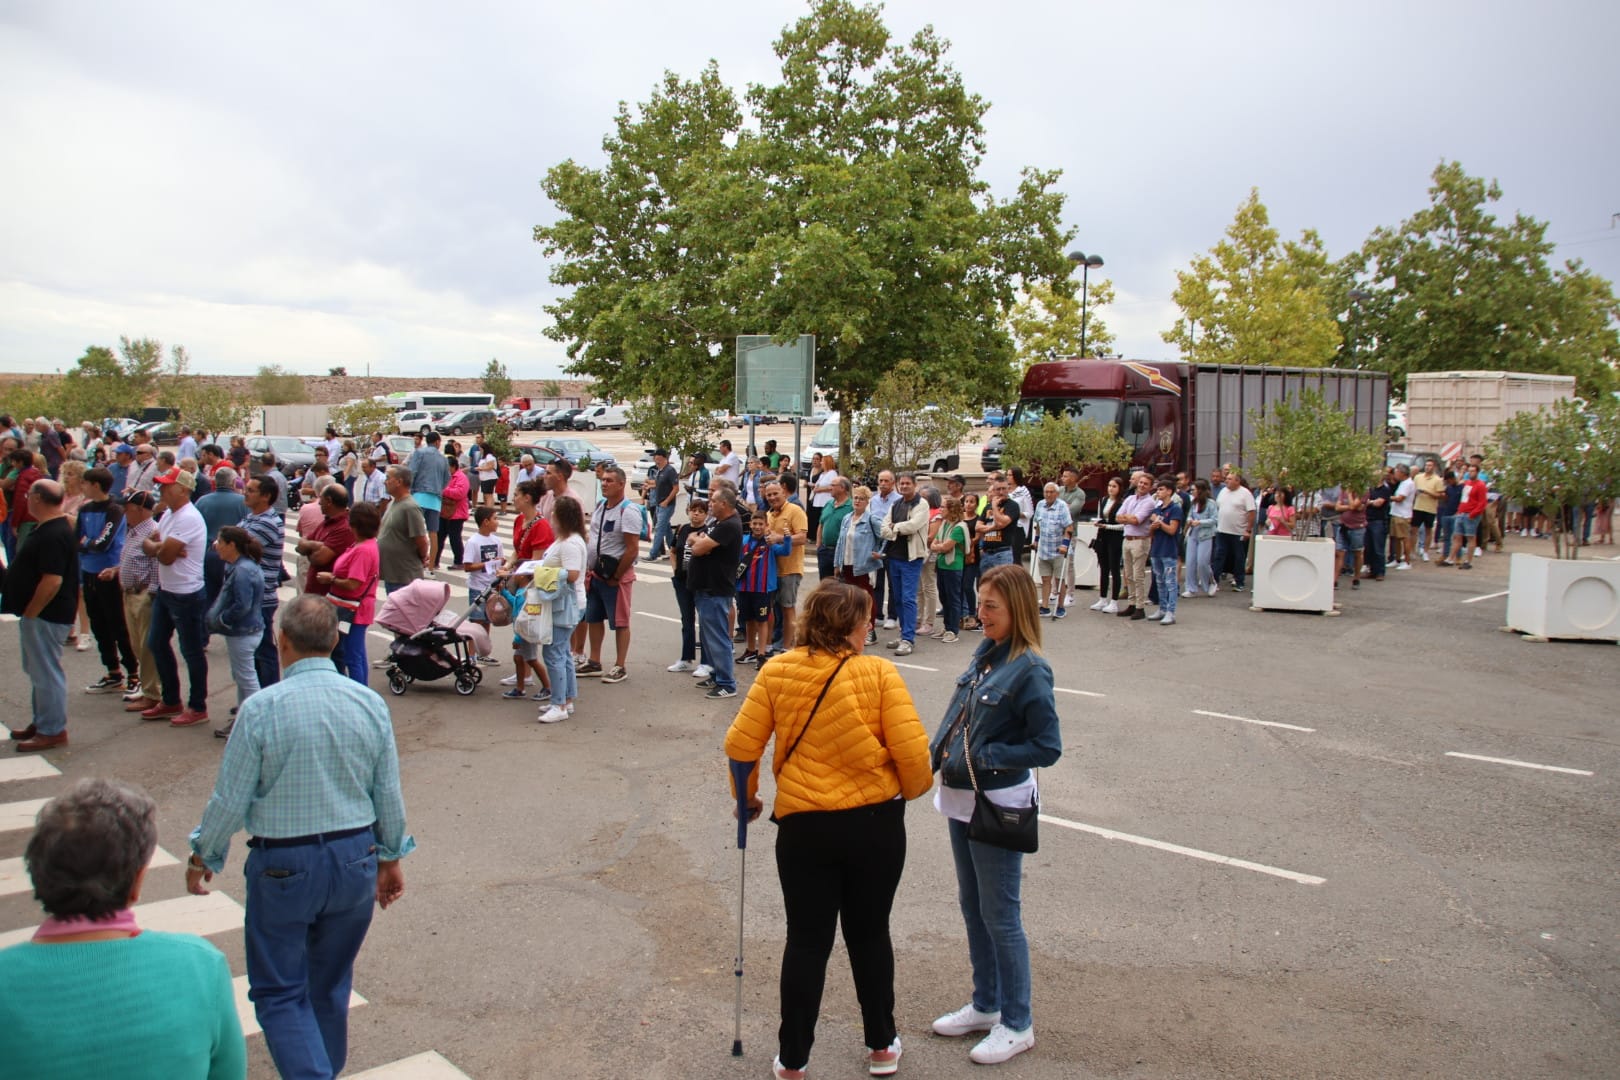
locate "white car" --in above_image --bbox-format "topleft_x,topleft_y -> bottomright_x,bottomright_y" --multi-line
396,410 -> 437,435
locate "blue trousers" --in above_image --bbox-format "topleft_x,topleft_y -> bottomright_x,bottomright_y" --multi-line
339,622 -> 369,687
19,617 -> 71,735
149,587 -> 209,711
936,567 -> 963,634
672,575 -> 698,663
647,503 -> 675,560
543,623 -> 578,704
244,829 -> 377,1080
256,601 -> 281,687
1151,556 -> 1178,615
695,593 -> 736,692
947,817 -> 1032,1031
1365,519 -> 1388,577
887,557 -> 922,642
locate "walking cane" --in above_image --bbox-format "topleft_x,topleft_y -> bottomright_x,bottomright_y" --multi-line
1053,542 -> 1072,619
728,757 -> 757,1057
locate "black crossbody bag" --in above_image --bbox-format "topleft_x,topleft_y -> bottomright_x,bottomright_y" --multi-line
958,672 -> 1040,853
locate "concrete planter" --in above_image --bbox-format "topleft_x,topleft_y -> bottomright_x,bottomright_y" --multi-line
1070,522 -> 1099,590
1251,535 -> 1337,614
1505,553 -> 1620,642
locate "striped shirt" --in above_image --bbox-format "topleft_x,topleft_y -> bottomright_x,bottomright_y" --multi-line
118,517 -> 160,592
241,508 -> 285,606
189,658 -> 415,872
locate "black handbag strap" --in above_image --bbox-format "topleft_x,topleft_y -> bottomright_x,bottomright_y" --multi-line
775,655 -> 851,778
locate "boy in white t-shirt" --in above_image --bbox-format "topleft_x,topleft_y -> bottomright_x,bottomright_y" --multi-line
462,507 -> 505,663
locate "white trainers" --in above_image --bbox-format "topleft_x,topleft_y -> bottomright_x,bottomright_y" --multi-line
1089,598 -> 1107,611
882,617 -> 897,629
969,1023 -> 1035,1065
1160,613 -> 1176,625
537,704 -> 568,723
868,1035 -> 902,1076
1101,599 -> 1118,614
1474,546 -> 1483,557
691,664 -> 713,679
1180,589 -> 1195,598
667,660 -> 695,672
500,674 -> 519,686
932,1003 -> 1000,1037
1420,548 -> 1430,562
1206,583 -> 1218,596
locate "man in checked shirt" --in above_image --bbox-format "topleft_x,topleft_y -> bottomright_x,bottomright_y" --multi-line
186,594 -> 415,1080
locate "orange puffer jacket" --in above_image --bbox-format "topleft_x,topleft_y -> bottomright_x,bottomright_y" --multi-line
724,647 -> 934,819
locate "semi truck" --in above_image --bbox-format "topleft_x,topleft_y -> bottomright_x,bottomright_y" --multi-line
1401,371 -> 1575,458
986,358 -> 1390,502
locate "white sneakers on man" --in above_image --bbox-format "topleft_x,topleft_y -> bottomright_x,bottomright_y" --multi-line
932,1003 -> 999,1037
691,664 -> 712,679
969,1023 -> 1036,1064
1089,598 -> 1107,611
667,660 -> 694,672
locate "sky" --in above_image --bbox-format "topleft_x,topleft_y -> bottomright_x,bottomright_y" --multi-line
1,0 -> 1615,382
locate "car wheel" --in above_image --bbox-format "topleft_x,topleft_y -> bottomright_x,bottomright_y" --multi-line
587,421 -> 597,430
452,427 -> 463,435
420,425 -> 431,436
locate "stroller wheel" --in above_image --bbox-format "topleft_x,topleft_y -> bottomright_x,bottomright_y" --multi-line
387,673 -> 409,696
454,671 -> 478,696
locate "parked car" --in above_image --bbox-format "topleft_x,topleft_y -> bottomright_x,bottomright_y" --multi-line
981,406 -> 1011,428
731,413 -> 779,427
382,435 -> 417,462
980,432 -> 1003,472
1385,449 -> 1442,473
434,409 -> 498,436
129,420 -> 180,445
245,435 -> 318,472
633,447 -> 721,490
529,437 -> 615,469
548,408 -> 585,430
572,404 -> 631,431
516,409 -> 551,430
396,410 -> 438,435
505,443 -> 568,470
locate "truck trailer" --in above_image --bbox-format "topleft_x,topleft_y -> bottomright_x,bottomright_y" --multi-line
1001,358 -> 1390,502
1402,371 -> 1575,458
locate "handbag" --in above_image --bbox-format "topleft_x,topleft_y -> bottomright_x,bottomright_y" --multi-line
773,656 -> 851,778
514,584 -> 553,646
483,590 -> 512,627
961,691 -> 1039,853
327,573 -> 374,637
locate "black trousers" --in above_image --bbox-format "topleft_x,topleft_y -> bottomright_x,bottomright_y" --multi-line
1095,531 -> 1123,600
436,517 -> 465,568
83,572 -> 135,674
775,798 -> 906,1069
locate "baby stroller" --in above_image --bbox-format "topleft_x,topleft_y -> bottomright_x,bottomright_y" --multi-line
374,580 -> 495,697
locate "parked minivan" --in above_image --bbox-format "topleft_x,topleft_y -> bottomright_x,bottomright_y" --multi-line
572,404 -> 630,430
799,411 -> 961,479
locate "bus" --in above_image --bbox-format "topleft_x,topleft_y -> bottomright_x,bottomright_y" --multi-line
378,391 -> 496,413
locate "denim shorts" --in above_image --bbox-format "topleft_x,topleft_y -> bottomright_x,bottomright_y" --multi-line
1335,527 -> 1365,553
1453,513 -> 1479,538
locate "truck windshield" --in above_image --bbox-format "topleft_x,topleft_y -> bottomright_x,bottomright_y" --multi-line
1011,397 -> 1121,430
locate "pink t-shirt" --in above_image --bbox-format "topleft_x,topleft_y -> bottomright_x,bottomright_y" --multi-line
331,539 -> 381,624
1266,503 -> 1295,536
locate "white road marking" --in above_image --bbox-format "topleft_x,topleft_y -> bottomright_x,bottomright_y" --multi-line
0,798 -> 49,833
346,1051 -> 474,1079
0,613 -> 17,622
1444,752 -> 1593,777
1192,709 -> 1315,733
1055,687 -> 1106,698
0,889 -> 244,949
0,845 -> 178,899
635,611 -> 681,624
1040,814 -> 1326,886
232,974 -> 365,1037
0,757 -> 61,783
892,661 -> 939,673
1460,590 -> 1510,604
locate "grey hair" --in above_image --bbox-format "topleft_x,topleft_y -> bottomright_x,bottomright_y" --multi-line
834,476 -> 852,495
278,593 -> 339,655
212,466 -> 238,492
602,464 -> 626,484
387,464 -> 413,488
710,488 -> 738,511
26,778 -> 158,920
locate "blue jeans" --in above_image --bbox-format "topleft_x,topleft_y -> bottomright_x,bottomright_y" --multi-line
204,550 -> 225,610
225,633 -> 261,707
671,576 -> 698,663
887,557 -> 922,642
1151,556 -> 1178,615
816,545 -> 835,581
0,519 -> 14,564
978,548 -> 1014,570
244,829 -> 377,1080
339,622 -> 369,687
256,601 -> 281,687
695,593 -> 736,692
936,567 -> 963,633
1186,532 -> 1214,592
150,587 -> 210,711
647,503 -> 675,560
1365,519 -> 1388,577
419,507 -> 441,536
947,817 -> 1032,1031
19,617 -> 71,735
543,624 -> 577,704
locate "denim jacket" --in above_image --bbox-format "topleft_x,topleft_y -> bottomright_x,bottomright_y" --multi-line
929,638 -> 1062,791
1187,500 -> 1218,541
207,559 -> 265,637
840,510 -> 886,577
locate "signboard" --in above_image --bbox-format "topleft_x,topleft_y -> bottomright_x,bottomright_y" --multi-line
1440,441 -> 1464,462
735,335 -> 815,417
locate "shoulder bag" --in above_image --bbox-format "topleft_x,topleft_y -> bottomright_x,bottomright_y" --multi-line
962,676 -> 1040,853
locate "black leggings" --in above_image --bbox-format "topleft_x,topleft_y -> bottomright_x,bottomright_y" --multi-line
436,517 -> 465,567
774,798 -> 906,1069
1096,531 -> 1123,600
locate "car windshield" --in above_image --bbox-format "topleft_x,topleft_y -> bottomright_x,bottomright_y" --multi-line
269,438 -> 309,454
1011,397 -> 1122,429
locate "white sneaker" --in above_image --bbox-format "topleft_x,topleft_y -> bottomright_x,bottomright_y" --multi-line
868,1035 -> 902,1076
691,664 -> 712,679
1101,599 -> 1118,614
667,660 -> 695,673
1160,613 -> 1176,625
500,674 -> 519,686
537,705 -> 568,724
1089,598 -> 1107,611
1420,549 -> 1430,562
969,1023 -> 1035,1065
932,1003 -> 1000,1037
882,618 -> 897,629
1180,589 -> 1195,598
1206,583 -> 1218,596
1474,546 -> 1483,557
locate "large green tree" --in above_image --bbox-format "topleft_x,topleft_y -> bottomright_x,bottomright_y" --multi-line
535,0 -> 1073,464
1006,277 -> 1116,372
1163,189 -> 1341,368
1348,161 -> 1619,399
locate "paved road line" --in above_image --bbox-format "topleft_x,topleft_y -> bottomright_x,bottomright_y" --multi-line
0,890 -> 244,949
1040,814 -> 1327,886
1055,687 -> 1107,698
1192,709 -> 1315,733
1460,590 -> 1510,604
232,974 -> 365,1037
635,611 -> 682,624
347,1051 -> 474,1079
891,661 -> 940,673
0,798 -> 49,833
1,845 -> 179,899
0,757 -> 61,783
1444,752 -> 1593,776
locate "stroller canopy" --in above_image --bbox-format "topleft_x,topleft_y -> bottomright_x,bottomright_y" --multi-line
376,580 -> 453,637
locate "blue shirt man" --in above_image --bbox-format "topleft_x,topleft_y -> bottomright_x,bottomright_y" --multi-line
406,433 -> 450,533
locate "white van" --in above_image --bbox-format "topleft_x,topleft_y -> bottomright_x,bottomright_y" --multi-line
572,404 -> 630,431
802,411 -> 961,478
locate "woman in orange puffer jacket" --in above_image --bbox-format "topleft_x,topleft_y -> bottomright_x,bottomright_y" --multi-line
724,577 -> 933,1080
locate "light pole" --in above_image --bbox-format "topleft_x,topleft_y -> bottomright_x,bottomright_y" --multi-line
1067,249 -> 1105,358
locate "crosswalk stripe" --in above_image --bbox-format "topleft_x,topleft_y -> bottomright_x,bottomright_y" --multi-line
231,974 -> 366,1036
0,890 -> 245,950
0,798 -> 49,833
0,845 -> 179,899
0,757 -> 62,783
346,1051 -> 474,1079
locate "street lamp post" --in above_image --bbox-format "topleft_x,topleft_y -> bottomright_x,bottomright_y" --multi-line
1067,250 -> 1105,358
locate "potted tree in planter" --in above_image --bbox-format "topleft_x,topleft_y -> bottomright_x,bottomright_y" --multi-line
1244,390 -> 1384,614
1000,412 -> 1133,590
1491,397 -> 1620,642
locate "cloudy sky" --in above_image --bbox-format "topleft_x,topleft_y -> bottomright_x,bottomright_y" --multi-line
2,1 -> 1614,381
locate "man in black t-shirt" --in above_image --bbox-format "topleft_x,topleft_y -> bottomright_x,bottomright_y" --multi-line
974,477 -> 1023,569
687,488 -> 745,699
2,479 -> 80,750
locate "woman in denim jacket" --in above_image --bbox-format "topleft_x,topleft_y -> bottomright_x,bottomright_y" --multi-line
836,485 -> 888,646
927,564 -> 1061,1066
1183,479 -> 1219,597
206,526 -> 266,726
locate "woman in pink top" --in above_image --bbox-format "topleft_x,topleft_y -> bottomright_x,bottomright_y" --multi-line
435,453 -> 471,570
318,501 -> 381,686
1265,492 -> 1296,537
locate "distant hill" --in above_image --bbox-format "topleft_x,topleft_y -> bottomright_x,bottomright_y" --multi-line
0,373 -> 595,407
